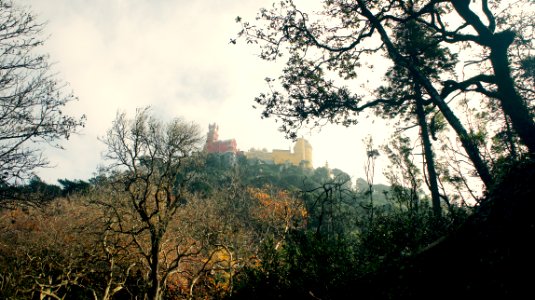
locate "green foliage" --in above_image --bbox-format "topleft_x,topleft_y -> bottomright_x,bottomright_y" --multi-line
231,237 -> 290,299
194,153 -> 347,195
57,178 -> 90,196
232,232 -> 359,300
301,175 -> 363,238
0,176 -> 61,208
382,135 -> 423,205
520,55 -> 535,81
231,194 -> 468,299
377,18 -> 457,121
355,202 -> 453,273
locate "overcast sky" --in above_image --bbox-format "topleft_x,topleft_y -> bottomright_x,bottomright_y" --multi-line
19,0 -> 392,185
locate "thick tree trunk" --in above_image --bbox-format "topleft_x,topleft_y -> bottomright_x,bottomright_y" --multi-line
450,0 -> 535,155
489,39 -> 535,155
415,93 -> 442,217
504,114 -> 518,160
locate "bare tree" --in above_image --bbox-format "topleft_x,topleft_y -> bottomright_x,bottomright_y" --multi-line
99,107 -> 202,300
0,198 -> 126,300
0,1 -> 85,186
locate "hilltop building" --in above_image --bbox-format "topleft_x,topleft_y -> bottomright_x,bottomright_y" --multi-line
204,123 -> 238,154
203,123 -> 313,169
245,138 -> 313,169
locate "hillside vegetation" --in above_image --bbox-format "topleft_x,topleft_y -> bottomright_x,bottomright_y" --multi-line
2,0 -> 534,299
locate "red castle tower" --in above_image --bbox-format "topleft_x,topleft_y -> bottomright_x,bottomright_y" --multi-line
204,123 -> 237,154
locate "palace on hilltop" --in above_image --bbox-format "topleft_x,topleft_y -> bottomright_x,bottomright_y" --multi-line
203,123 -> 313,169
244,138 -> 313,169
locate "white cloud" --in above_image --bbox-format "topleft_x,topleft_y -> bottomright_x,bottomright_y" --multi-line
18,0 -> 393,185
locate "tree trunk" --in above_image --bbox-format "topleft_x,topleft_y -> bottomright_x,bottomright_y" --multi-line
489,39 -> 535,155
504,114 -> 518,160
424,84 -> 494,189
415,91 -> 442,217
450,0 -> 535,156
148,234 -> 161,300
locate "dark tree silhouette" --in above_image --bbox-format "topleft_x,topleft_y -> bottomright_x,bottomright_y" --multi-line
0,1 -> 85,186
237,0 -> 535,191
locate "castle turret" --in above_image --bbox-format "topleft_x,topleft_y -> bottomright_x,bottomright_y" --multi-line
204,123 -> 237,154
206,123 -> 219,144
293,138 -> 313,168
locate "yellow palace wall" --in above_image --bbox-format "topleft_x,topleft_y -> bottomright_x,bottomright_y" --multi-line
245,138 -> 313,169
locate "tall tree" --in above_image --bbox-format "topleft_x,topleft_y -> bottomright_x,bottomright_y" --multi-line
0,1 -> 85,185
346,0 -> 494,188
237,0 -> 534,190
100,108 -> 202,300
377,18 -> 455,216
